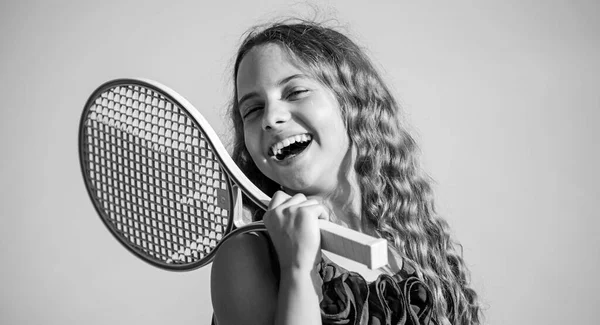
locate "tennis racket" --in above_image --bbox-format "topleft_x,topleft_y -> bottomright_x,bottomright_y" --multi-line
79,78 -> 388,271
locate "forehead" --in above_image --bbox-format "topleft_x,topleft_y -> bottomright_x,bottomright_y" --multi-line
236,44 -> 305,94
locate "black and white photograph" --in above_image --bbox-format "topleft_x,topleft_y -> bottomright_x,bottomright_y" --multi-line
1,1 -> 598,324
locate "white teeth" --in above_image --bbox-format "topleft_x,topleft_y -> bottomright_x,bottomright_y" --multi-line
269,134 -> 312,157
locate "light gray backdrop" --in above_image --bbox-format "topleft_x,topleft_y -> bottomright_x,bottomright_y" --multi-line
1,0 -> 598,324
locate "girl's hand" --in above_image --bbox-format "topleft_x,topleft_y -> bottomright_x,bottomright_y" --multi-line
263,191 -> 329,272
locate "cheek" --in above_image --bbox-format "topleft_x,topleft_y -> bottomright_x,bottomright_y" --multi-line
328,113 -> 351,155
320,104 -> 347,142
243,126 -> 263,161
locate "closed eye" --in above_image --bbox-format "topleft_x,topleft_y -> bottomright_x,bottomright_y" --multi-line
286,89 -> 309,100
242,105 -> 263,120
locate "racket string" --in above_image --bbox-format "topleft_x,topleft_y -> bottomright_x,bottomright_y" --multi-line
83,84 -> 232,266
88,114 -> 222,260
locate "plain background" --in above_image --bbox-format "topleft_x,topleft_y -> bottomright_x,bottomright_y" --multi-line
1,0 -> 598,324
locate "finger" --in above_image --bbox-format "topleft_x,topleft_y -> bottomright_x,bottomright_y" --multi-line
292,198 -> 320,207
299,200 -> 331,221
269,190 -> 291,209
297,204 -> 330,222
290,199 -> 331,222
275,193 -> 308,210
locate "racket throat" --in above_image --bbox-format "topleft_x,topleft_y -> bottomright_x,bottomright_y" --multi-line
232,185 -> 253,227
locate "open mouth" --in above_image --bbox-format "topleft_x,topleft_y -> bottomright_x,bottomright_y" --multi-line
269,134 -> 313,161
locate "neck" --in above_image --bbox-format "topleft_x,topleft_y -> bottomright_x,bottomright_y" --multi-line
317,145 -> 371,235
323,169 -> 363,231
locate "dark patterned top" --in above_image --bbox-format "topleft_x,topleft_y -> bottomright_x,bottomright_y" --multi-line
317,254 -> 434,325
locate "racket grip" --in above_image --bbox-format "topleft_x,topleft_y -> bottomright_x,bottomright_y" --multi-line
318,220 -> 388,269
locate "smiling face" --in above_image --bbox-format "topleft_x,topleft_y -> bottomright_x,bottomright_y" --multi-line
236,44 -> 350,197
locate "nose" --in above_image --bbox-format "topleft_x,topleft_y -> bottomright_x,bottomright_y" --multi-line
261,101 -> 291,131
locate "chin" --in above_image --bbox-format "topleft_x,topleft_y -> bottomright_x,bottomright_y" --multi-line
286,182 -> 333,198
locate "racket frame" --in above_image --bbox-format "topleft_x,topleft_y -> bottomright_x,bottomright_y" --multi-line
80,78 -> 240,270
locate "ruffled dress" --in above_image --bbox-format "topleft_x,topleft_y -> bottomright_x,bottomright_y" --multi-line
317,254 -> 434,325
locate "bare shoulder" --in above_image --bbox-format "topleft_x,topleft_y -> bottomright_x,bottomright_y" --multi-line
211,232 -> 278,325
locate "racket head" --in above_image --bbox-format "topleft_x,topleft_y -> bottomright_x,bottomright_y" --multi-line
79,78 -> 237,271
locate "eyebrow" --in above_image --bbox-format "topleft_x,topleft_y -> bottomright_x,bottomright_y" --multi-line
237,74 -> 307,109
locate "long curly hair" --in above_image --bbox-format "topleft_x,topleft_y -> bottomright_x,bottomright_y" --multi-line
228,20 -> 482,325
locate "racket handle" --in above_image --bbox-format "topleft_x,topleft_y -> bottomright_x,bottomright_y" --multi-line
318,220 -> 388,269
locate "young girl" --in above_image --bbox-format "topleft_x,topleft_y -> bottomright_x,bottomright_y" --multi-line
211,20 -> 482,325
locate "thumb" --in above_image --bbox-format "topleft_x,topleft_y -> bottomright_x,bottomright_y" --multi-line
303,197 -> 332,222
